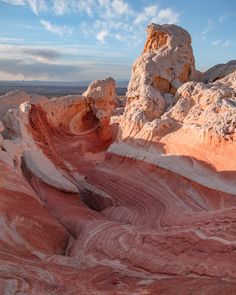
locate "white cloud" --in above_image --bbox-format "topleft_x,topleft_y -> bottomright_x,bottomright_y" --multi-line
52,0 -> 69,15
111,0 -> 129,15
211,40 -> 222,46
2,0 -> 47,14
1,0 -> 24,4
153,8 -> 179,24
96,30 -> 109,44
51,0 -> 96,16
134,5 -> 157,25
222,40 -> 231,47
98,0 -> 132,19
115,34 -> 127,42
211,39 -> 231,47
134,5 -> 179,25
40,19 -> 73,37
0,37 -> 24,43
2,0 -> 181,48
219,14 -> 226,23
71,0 -> 95,16
27,0 -> 47,15
218,12 -> 236,23
200,19 -> 213,40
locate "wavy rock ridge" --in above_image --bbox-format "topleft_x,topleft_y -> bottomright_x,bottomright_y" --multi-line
0,24 -> 236,294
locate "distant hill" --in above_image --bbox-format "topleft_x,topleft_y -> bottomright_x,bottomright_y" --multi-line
0,80 -> 128,97
0,79 -> 129,87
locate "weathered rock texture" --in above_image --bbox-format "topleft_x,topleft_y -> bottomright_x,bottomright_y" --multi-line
203,60 -> 236,83
0,90 -> 48,119
126,23 -> 201,126
0,25 -> 236,295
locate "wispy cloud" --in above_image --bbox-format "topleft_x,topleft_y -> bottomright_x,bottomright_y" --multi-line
115,34 -> 127,42
134,5 -> 179,25
218,12 -> 236,23
200,19 -> 213,40
26,0 -> 47,15
0,37 -> 24,43
52,0 -> 95,16
40,19 -> 73,37
134,5 -> 157,25
99,0 -> 132,18
211,39 -> 231,47
1,0 -> 25,5
96,30 -> 109,44
111,0 -> 130,15
211,40 -> 221,46
52,0 -> 69,15
222,40 -> 231,47
2,0 -> 47,15
2,0 -> 180,46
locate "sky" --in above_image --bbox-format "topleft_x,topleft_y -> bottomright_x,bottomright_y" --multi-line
0,0 -> 235,82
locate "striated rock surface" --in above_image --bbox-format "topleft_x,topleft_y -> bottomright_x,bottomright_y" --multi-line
0,24 -> 236,295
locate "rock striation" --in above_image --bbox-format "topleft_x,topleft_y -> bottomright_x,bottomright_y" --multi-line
0,24 -> 236,295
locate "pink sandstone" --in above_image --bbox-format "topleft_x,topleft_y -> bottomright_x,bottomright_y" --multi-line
0,24 -> 236,295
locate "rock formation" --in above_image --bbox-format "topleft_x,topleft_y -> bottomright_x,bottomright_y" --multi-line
0,24 -> 236,295
203,60 -> 236,83
0,90 -> 48,119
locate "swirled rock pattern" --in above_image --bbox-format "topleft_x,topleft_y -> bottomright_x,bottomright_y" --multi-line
0,25 -> 236,295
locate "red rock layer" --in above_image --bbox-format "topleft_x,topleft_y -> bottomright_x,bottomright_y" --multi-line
27,103 -> 112,176
1,153 -> 236,294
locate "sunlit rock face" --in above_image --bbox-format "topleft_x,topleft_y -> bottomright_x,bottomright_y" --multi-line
0,25 -> 236,295
125,23 -> 201,130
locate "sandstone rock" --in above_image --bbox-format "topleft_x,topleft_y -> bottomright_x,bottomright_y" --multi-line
0,120 -> 4,133
115,25 -> 236,193
0,120 -> 3,145
23,149 -> 79,193
166,70 -> 236,139
2,77 -> 116,192
215,68 -> 236,88
0,90 -> 48,119
0,23 -> 236,295
203,60 -> 236,83
122,23 -> 201,138
83,77 -> 116,140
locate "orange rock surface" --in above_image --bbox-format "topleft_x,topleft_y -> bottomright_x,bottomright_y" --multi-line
0,25 -> 236,295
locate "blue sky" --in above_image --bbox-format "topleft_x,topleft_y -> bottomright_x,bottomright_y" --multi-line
0,0 -> 235,82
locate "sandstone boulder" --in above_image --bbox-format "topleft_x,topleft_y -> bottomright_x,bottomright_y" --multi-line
123,23 -> 201,137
